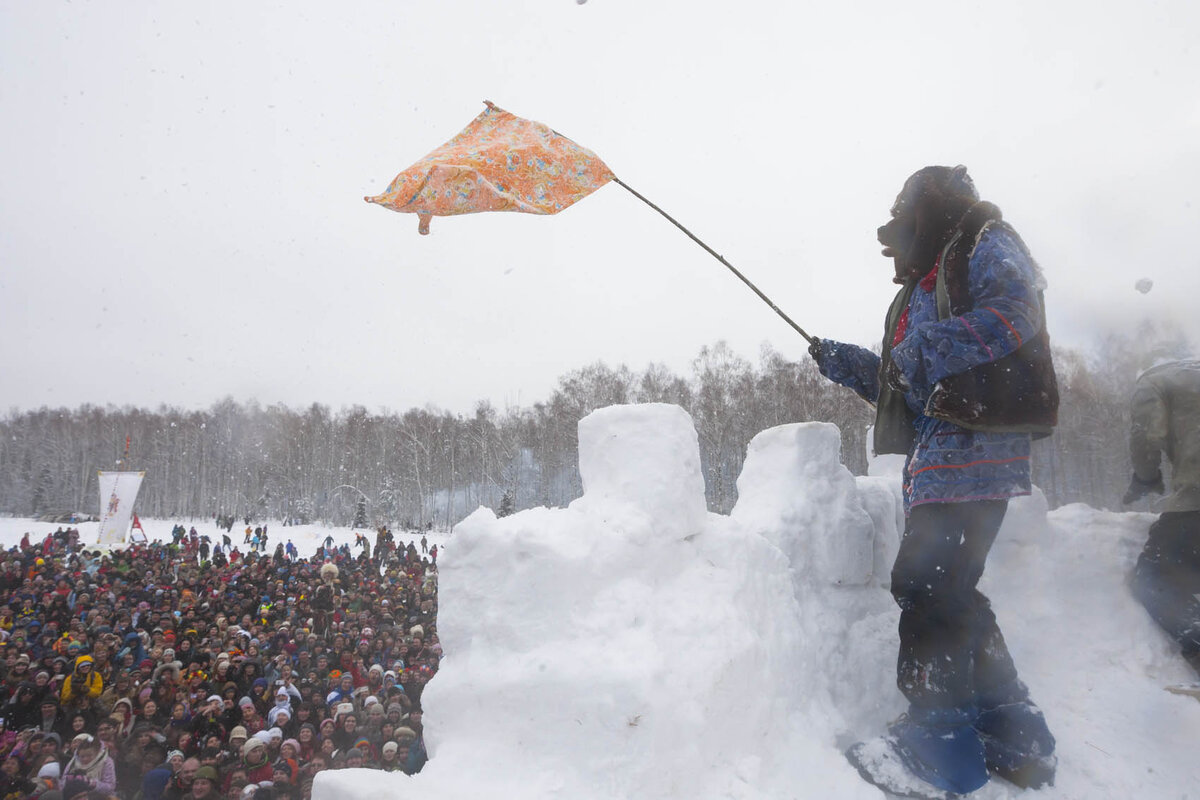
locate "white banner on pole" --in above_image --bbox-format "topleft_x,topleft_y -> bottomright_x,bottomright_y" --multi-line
97,471 -> 145,545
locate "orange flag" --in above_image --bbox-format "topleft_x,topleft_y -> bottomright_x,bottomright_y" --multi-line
365,102 -> 615,234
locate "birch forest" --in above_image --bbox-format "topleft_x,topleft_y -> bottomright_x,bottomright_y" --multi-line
0,325 -> 1190,528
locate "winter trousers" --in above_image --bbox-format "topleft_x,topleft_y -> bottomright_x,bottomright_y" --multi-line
1131,510 -> 1200,676
888,500 -> 1056,789
891,500 -> 1017,712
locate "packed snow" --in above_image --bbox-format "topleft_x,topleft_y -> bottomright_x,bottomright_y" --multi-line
6,403 -> 1198,798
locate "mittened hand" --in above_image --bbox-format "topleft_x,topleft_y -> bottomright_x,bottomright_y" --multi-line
1122,471 -> 1165,506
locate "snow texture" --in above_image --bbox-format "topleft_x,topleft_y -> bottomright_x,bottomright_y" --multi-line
25,402 -> 1173,800
310,403 -> 1200,799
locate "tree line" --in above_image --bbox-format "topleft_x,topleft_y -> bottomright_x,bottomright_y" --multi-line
0,326 -> 1190,528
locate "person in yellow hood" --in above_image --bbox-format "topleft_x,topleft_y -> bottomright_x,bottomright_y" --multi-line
60,654 -> 104,708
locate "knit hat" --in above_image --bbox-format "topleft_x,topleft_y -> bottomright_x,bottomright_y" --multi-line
382,741 -> 399,756
281,738 -> 300,754
229,726 -> 248,741
267,727 -> 283,741
238,697 -> 255,709
272,758 -> 298,783
243,737 -> 265,757
194,766 -> 219,783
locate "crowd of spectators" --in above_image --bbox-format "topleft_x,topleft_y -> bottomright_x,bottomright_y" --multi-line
0,523 -> 441,799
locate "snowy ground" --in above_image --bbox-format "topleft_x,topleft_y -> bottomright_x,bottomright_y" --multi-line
7,403 -> 1199,799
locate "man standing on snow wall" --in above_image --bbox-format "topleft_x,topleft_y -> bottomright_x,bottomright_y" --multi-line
810,166 -> 1058,797
1124,359 -> 1200,679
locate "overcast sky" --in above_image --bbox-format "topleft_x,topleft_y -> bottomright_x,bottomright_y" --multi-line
2,1 -> 1198,416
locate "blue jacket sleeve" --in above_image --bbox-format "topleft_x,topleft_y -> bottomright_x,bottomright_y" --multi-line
890,227 -> 1042,385
816,339 -> 881,403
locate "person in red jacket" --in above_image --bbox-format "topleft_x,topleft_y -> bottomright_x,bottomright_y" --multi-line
238,736 -> 273,786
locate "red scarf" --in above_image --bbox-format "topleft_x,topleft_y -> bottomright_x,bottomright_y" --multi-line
892,258 -> 941,347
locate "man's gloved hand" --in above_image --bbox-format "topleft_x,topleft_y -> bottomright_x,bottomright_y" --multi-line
1123,471 -> 1165,506
807,337 -> 825,370
885,360 -> 912,394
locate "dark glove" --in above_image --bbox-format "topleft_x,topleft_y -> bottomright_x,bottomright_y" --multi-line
885,359 -> 912,394
807,337 -> 825,370
1122,471 -> 1164,506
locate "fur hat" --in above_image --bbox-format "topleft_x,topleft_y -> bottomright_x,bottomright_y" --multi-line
880,165 -> 980,283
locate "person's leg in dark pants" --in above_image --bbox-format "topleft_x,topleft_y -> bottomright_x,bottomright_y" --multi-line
889,500 -> 1054,789
1132,511 -> 1200,676
891,500 -> 1008,711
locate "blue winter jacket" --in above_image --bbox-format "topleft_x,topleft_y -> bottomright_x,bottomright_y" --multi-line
819,225 -> 1041,509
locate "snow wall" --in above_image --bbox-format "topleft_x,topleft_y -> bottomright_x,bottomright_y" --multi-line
314,403 -> 1200,800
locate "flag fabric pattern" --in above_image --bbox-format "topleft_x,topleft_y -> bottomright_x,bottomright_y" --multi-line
365,102 -> 614,234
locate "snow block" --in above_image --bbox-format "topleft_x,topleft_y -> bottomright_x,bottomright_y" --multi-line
998,486 -> 1051,546
854,475 -> 903,586
310,405 -> 888,800
572,403 -> 707,541
731,422 -> 875,586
